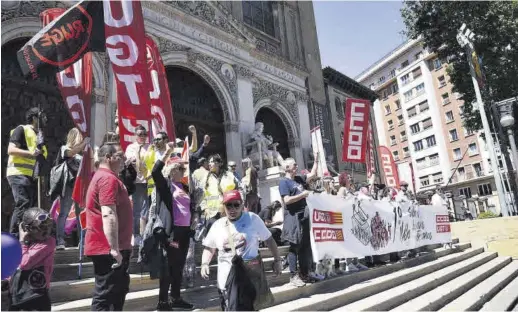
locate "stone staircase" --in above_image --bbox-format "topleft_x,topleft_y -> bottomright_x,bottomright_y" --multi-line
4,237 -> 518,311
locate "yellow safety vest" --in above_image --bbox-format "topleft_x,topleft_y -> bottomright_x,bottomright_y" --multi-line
144,148 -> 157,196
6,125 -> 48,177
201,172 -> 237,218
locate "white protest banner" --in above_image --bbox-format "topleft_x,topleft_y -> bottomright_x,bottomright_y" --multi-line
307,193 -> 452,261
311,126 -> 329,177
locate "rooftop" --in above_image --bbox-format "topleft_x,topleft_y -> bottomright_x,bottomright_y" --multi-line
323,66 -> 378,102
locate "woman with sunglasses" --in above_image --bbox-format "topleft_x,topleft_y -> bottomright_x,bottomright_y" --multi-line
201,190 -> 282,310
148,142 -> 195,311
8,208 -> 56,311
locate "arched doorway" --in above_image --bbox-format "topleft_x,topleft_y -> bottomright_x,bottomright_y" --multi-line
166,66 -> 226,160
1,38 -> 75,228
255,107 -> 290,159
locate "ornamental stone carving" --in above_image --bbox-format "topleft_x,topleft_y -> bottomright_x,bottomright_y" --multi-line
236,66 -> 254,79
288,138 -> 301,148
1,1 -> 69,22
220,64 -> 236,82
224,122 -> 239,133
158,37 -> 190,53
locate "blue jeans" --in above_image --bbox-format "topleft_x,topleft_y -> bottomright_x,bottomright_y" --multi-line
132,184 -> 148,234
57,185 -> 82,246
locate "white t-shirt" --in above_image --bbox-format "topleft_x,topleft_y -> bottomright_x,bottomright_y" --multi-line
271,207 -> 284,230
202,212 -> 272,290
125,142 -> 149,184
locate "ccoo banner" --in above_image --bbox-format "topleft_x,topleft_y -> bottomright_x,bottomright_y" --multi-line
342,98 -> 370,163
307,194 -> 452,261
379,145 -> 400,188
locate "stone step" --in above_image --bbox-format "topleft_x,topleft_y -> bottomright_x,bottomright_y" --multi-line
393,256 -> 512,311
441,260 -> 518,311
262,243 -> 474,312
51,242 -> 468,311
480,266 -> 518,311
334,251 -> 497,311
49,257 -> 278,303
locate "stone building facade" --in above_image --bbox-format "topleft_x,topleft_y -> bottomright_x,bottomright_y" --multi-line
1,1 -> 329,226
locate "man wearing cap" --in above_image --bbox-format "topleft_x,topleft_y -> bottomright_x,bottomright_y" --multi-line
7,107 -> 48,235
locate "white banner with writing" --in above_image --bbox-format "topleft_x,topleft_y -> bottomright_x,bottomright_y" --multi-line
307,194 -> 452,261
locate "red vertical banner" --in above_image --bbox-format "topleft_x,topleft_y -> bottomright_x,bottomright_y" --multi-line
103,0 -> 152,151
342,98 -> 371,163
145,35 -> 176,141
41,8 -> 93,208
379,146 -> 400,188
409,162 -> 417,193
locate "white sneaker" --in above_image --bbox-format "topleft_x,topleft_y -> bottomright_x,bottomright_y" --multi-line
346,263 -> 359,273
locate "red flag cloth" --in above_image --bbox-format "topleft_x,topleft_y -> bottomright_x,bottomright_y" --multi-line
366,123 -> 376,177
103,0 -> 152,151
342,98 -> 371,163
41,8 -> 93,208
145,35 -> 176,142
379,146 -> 400,189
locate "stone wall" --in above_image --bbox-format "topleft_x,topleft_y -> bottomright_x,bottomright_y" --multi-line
451,216 -> 518,259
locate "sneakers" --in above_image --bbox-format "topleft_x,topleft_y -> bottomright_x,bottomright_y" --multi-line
345,263 -> 360,273
56,244 -> 66,251
156,301 -> 171,311
355,262 -> 369,271
170,297 -> 194,310
289,274 -> 306,287
309,271 -> 325,281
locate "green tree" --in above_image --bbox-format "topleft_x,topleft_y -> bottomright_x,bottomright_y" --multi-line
401,1 -> 518,138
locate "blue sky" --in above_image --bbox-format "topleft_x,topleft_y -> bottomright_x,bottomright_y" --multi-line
314,1 -> 407,79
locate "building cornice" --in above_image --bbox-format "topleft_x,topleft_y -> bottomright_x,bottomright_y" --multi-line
323,67 -> 378,102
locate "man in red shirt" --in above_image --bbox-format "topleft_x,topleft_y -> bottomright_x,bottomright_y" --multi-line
85,141 -> 133,311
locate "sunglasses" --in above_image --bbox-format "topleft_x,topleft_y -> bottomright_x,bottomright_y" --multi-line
230,165 -> 236,168
137,132 -> 147,137
36,213 -> 50,222
225,202 -> 241,209
153,137 -> 164,143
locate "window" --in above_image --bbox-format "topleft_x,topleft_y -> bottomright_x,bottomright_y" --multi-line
415,83 -> 425,96
403,147 -> 410,158
410,122 -> 421,134
382,88 -> 389,99
420,176 -> 430,187
385,105 -> 391,115
463,127 -> 474,137
419,100 -> 429,112
401,131 -> 407,141
404,90 -> 413,102
412,67 -> 422,79
415,52 -> 424,60
393,151 -> 399,160
473,163 -> 483,177
442,93 -> 450,105
461,187 -> 475,198
414,140 -> 424,151
395,100 -> 401,110
416,157 -> 427,169
458,167 -> 466,177
391,83 -> 399,94
459,105 -> 465,116
407,106 -> 417,117
433,173 -> 443,184
423,117 -> 433,130
429,154 -> 440,166
433,58 -> 442,70
438,75 -> 446,87
390,135 -> 397,145
388,119 -> 394,129
389,69 -> 396,78
446,111 -> 454,122
468,143 -> 478,156
243,1 -> 275,37
453,148 -> 462,160
449,129 -> 459,141
478,183 -> 492,196
401,74 -> 410,86
426,135 -> 437,147
397,115 -> 404,125
401,60 -> 409,68
379,76 -> 386,84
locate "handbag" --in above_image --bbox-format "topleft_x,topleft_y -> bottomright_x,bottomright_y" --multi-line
225,218 -> 274,310
9,266 -> 48,307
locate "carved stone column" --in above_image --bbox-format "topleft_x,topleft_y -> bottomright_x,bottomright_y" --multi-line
224,121 -> 243,173
236,66 -> 256,138
295,92 -> 312,151
92,88 -> 108,147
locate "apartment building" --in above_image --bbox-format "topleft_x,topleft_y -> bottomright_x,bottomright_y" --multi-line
356,38 -> 504,217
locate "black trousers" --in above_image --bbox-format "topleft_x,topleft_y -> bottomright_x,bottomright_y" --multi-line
269,228 -> 282,246
7,175 -> 37,235
159,226 -> 191,302
90,250 -> 131,311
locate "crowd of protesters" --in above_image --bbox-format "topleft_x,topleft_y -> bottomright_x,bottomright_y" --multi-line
5,106 -> 454,311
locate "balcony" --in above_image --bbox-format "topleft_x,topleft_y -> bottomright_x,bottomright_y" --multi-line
430,157 -> 440,166
398,120 -> 405,126
390,140 -> 397,146
404,152 -> 410,158
394,156 -> 400,161
401,135 -> 407,141
443,98 -> 451,105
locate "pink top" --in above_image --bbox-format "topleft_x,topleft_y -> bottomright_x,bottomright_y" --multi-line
19,237 -> 56,288
171,182 -> 191,227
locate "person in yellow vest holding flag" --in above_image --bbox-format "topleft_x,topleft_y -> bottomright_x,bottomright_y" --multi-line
7,107 -> 48,235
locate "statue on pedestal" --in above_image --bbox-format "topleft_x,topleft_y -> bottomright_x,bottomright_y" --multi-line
244,122 -> 284,169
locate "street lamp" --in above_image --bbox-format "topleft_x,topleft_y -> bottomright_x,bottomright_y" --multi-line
456,24 -> 510,217
496,97 -> 518,194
